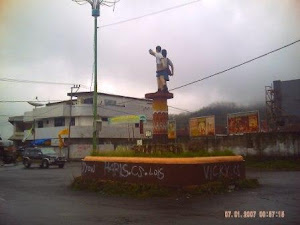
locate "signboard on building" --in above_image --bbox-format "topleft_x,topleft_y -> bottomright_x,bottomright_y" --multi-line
168,120 -> 176,139
108,115 -> 146,125
145,130 -> 152,138
137,140 -> 143,146
189,116 -> 215,137
227,111 -> 259,135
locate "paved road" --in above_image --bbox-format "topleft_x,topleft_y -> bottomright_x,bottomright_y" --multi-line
0,162 -> 299,225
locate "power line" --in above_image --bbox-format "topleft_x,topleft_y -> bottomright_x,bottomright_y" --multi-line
1,105 -> 140,119
0,78 -> 87,88
117,100 -> 192,113
10,105 -> 63,120
169,106 -> 191,113
1,102 -> 192,120
100,0 -> 201,28
170,39 -> 300,91
99,105 -> 140,116
0,100 -> 65,103
0,97 -> 148,104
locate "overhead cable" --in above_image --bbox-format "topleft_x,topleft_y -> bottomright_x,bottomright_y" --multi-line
0,78 -> 87,88
169,106 -> 192,113
169,39 -> 300,91
100,0 -> 201,28
0,100 -> 66,103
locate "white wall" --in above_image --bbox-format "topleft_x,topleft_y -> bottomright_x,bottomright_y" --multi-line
69,144 -> 114,159
24,104 -> 68,122
25,120 -> 152,140
77,117 -> 93,126
17,93 -> 154,142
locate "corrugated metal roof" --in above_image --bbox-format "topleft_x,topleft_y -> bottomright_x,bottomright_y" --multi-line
67,92 -> 152,102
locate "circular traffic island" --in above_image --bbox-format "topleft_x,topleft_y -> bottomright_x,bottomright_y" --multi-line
81,156 -> 245,186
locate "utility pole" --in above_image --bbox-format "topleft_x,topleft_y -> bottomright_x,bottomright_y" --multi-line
92,5 -> 99,152
72,0 -> 119,152
68,84 -> 80,159
27,98 -> 44,145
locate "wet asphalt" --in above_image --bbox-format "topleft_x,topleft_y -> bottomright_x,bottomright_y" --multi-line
0,162 -> 299,225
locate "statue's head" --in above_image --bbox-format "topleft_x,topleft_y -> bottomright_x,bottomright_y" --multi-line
162,49 -> 167,58
156,46 -> 161,53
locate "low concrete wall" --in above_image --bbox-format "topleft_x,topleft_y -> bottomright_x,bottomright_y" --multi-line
53,144 -> 114,160
188,132 -> 300,157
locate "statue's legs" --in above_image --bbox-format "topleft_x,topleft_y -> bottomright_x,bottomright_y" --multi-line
157,76 -> 166,91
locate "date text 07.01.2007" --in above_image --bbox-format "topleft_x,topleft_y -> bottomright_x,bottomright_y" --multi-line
224,210 -> 285,219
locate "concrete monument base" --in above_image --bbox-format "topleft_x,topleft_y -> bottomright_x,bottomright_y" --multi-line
81,156 -> 245,186
145,91 -> 173,143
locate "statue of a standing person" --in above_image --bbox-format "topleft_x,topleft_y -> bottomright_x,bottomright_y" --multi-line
149,46 -> 167,92
161,49 -> 174,92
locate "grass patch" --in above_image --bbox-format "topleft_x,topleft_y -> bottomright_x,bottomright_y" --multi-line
237,178 -> 260,189
185,178 -> 259,196
71,177 -> 258,198
245,158 -> 300,171
90,149 -> 235,158
71,177 -> 169,198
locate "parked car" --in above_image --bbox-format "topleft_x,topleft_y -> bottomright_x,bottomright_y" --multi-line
0,141 -> 17,166
22,148 -> 66,169
17,146 -> 26,157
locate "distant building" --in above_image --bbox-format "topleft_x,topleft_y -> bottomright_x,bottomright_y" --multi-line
9,92 -> 153,158
266,79 -> 300,131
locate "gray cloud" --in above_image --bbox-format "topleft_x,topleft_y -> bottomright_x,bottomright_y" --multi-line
0,0 -> 300,138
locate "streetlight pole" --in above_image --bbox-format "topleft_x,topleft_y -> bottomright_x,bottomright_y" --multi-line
72,0 -> 119,151
92,6 -> 99,151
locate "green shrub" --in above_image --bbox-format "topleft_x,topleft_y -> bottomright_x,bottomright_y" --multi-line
71,177 -> 170,198
90,148 -> 235,158
71,177 -> 258,198
245,158 -> 300,171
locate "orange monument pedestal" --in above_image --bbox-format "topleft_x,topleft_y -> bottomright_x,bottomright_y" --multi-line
145,92 -> 174,143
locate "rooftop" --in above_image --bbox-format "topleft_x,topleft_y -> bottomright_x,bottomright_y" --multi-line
67,92 -> 152,102
8,116 -> 24,122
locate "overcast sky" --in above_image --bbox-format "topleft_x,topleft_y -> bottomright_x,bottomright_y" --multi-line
0,0 -> 300,139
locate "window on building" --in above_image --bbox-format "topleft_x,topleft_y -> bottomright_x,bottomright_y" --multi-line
16,123 -> 25,132
70,117 -> 75,126
83,98 -> 93,104
135,123 -> 139,128
46,120 -> 49,125
37,121 -> 43,128
54,117 -> 65,127
104,99 -> 117,106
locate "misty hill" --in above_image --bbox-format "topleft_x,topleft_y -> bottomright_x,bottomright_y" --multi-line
171,102 -> 265,134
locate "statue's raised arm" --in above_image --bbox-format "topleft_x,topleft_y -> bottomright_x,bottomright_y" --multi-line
149,49 -> 156,56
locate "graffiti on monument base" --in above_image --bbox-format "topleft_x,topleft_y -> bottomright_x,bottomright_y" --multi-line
81,161 -> 245,185
104,162 -> 165,180
203,163 -> 241,181
82,162 -> 96,174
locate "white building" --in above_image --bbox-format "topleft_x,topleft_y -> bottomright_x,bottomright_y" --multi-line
9,92 -> 153,159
